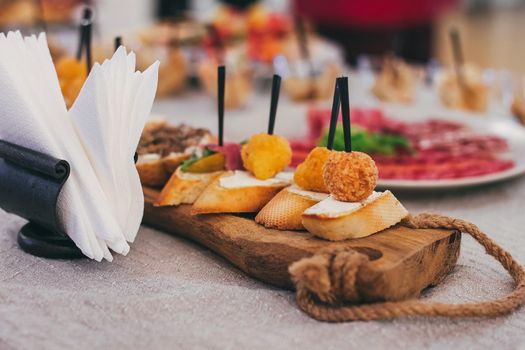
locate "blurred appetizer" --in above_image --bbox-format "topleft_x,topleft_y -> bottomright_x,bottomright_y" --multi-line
283,62 -> 340,101
55,57 -> 87,108
197,47 -> 252,109
207,4 -> 291,64
137,121 -> 214,187
371,56 -> 416,104
511,82 -> 525,126
137,45 -> 187,97
437,63 -> 488,113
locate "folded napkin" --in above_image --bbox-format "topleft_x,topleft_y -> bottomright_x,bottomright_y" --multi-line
0,32 -> 159,261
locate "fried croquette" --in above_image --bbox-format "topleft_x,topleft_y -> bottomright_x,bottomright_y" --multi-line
294,147 -> 330,193
323,151 -> 378,202
241,133 -> 292,180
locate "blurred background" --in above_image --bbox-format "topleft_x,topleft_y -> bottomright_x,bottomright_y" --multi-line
2,0 -> 525,71
2,0 -> 525,186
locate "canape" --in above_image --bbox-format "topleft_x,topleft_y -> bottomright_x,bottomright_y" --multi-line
136,121 -> 214,187
192,132 -> 293,214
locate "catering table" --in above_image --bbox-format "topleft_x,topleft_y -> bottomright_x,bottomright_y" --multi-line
1,94 -> 525,349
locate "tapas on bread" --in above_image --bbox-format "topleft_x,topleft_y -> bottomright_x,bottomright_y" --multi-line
258,77 -> 408,240
192,74 -> 294,214
156,66 -> 243,206
255,76 -> 343,230
136,121 -> 214,187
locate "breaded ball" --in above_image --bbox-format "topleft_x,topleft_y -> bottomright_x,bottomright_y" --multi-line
294,147 -> 331,193
323,151 -> 378,202
242,133 -> 292,180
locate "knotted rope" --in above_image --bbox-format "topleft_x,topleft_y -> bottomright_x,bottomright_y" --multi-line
289,213 -> 525,322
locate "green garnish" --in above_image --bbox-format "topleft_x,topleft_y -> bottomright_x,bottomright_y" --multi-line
180,148 -> 217,172
318,126 -> 410,155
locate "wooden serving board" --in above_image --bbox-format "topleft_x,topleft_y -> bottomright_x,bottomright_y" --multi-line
143,187 -> 461,302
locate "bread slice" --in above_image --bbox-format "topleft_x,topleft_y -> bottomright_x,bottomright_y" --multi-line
154,167 -> 224,207
255,187 -> 328,230
136,155 -> 169,187
302,191 -> 408,241
137,152 -> 190,187
191,172 -> 288,215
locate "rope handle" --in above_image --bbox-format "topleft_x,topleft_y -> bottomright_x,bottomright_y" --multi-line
289,213 -> 525,322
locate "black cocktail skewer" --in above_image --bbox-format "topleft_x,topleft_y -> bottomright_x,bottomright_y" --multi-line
338,76 -> 352,152
76,8 -> 92,60
217,65 -> 225,146
326,77 -> 341,150
267,74 -> 282,135
114,36 -> 122,52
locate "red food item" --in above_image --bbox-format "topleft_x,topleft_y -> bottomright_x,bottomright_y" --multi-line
207,143 -> 244,171
292,107 -> 515,180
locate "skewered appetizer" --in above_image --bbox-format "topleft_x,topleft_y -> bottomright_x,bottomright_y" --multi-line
156,66 -> 245,206
192,74 -> 293,214
136,121 -> 214,187
437,63 -> 488,113
302,77 -> 408,240
371,56 -> 415,104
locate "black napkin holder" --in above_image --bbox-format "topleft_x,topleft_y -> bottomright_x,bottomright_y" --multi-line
0,140 -> 84,259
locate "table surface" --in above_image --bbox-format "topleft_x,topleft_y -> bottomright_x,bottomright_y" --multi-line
2,92 -> 525,350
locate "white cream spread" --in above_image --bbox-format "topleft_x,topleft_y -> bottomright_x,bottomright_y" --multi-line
177,168 -> 221,180
219,170 -> 293,189
137,153 -> 161,163
304,191 -> 384,218
286,185 -> 329,202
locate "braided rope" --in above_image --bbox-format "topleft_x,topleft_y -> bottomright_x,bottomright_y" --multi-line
289,213 -> 525,322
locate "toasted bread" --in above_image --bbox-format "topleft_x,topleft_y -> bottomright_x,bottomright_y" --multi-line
255,187 -> 327,230
191,172 -> 288,215
154,167 -> 224,207
136,155 -> 168,187
137,152 -> 189,187
302,191 -> 408,241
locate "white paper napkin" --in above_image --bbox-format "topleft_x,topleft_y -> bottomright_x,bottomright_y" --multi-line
0,32 -> 159,261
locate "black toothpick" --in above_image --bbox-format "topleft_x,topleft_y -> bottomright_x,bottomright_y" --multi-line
267,74 -> 282,135
84,21 -> 92,73
217,65 -> 225,146
76,7 -> 92,60
114,36 -> 122,52
337,76 -> 352,152
326,78 -> 341,150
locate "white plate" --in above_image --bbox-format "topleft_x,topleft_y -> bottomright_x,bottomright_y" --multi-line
374,104 -> 525,190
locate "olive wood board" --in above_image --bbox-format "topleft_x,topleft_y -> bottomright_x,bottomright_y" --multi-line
143,187 -> 461,302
